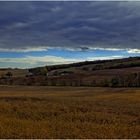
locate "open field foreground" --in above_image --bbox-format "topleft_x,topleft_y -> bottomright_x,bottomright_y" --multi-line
0,86 -> 140,138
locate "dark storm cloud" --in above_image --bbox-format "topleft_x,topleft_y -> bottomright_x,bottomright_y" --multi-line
0,1 -> 140,51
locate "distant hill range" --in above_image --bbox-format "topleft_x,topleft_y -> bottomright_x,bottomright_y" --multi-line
0,56 -> 140,87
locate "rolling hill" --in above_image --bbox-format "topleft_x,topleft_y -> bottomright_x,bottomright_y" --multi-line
0,56 -> 140,87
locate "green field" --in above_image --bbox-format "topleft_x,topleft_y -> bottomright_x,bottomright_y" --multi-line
0,86 -> 140,138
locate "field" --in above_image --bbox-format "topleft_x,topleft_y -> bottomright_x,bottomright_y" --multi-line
0,69 -> 28,77
0,86 -> 140,138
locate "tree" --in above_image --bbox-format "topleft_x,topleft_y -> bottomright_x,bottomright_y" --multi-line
39,67 -> 48,76
5,72 -> 13,78
109,77 -> 119,87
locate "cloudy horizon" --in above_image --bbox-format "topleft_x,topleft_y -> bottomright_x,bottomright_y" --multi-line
0,1 -> 140,68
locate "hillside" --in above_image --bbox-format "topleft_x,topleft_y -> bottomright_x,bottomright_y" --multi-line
0,57 -> 140,87
30,56 -> 140,73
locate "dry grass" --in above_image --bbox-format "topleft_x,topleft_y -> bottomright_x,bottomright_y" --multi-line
0,86 -> 140,138
0,69 -> 28,77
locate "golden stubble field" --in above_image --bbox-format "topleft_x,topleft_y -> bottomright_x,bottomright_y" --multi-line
0,86 -> 140,139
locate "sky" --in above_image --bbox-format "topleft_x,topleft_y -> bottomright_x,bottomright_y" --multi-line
0,1 -> 140,68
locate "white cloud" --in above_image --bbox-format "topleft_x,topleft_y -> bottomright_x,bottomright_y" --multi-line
87,55 -> 124,61
85,47 -> 125,51
0,45 -> 140,54
0,44 -> 140,54
127,49 -> 140,54
0,55 -> 83,65
0,54 -> 126,68
0,46 -> 124,52
0,47 -> 48,52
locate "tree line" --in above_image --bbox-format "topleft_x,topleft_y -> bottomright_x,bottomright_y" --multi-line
0,72 -> 139,87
